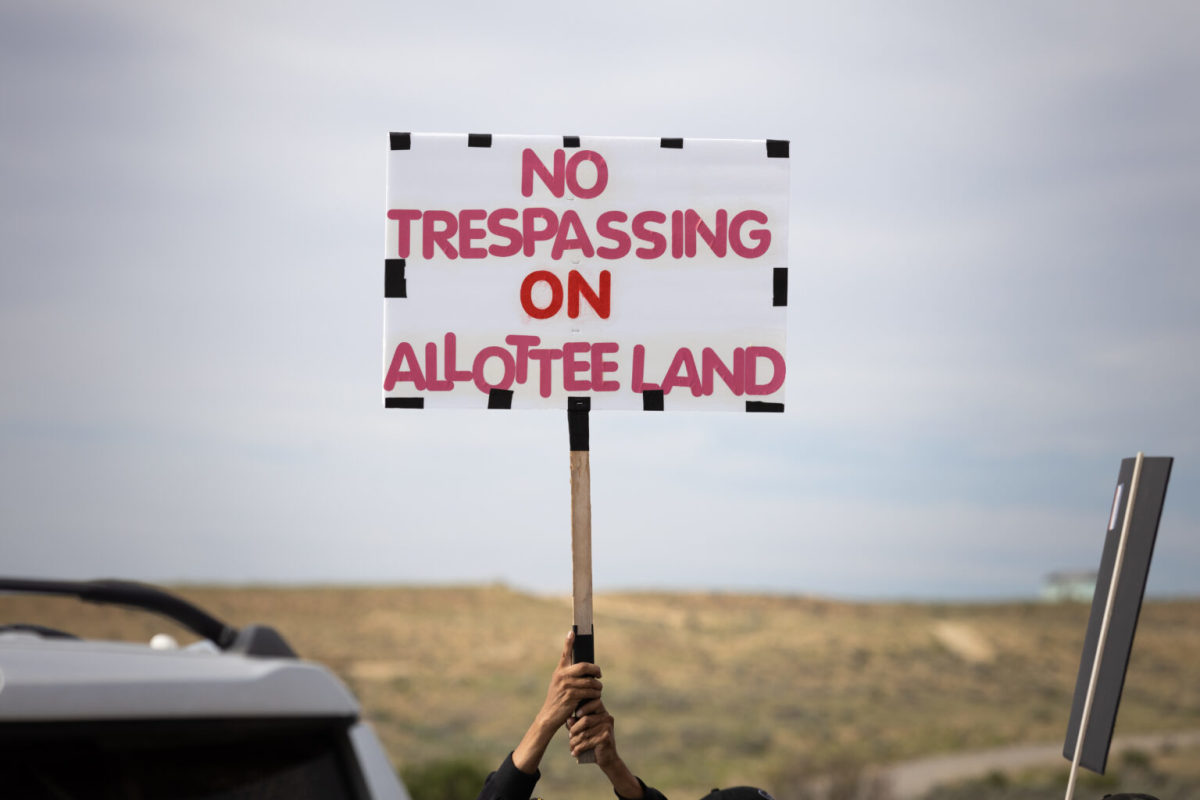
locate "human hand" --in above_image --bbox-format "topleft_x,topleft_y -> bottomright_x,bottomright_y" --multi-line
513,631 -> 604,774
566,698 -> 618,766
538,631 -> 602,730
568,700 -> 643,798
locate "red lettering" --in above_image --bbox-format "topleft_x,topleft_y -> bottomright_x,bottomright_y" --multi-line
473,346 -> 516,393
505,335 -> 540,383
383,342 -> 425,391
595,211 -> 631,258
392,205 -> 769,262
487,208 -> 522,257
631,345 -> 660,393
562,342 -> 591,391
685,210 -> 728,258
701,347 -> 744,395
520,271 -> 563,319
443,333 -> 473,382
551,210 -> 595,260
522,148 -> 565,198
458,209 -> 488,258
388,338 -> 774,402
565,150 -> 608,198
387,209 -> 422,258
424,342 -> 453,390
422,210 -> 458,259
745,346 -> 786,394
567,270 -> 610,319
632,211 -> 667,259
522,208 -> 559,257
729,210 -> 771,258
662,347 -> 702,396
527,348 -> 563,397
590,342 -> 620,391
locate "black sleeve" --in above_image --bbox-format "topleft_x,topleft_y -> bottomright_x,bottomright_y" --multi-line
616,777 -> 669,800
476,752 -> 541,800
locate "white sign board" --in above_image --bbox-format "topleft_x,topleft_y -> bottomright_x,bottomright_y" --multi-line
383,133 -> 790,411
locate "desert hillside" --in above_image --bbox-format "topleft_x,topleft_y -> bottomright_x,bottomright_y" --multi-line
4,586 -> 1198,799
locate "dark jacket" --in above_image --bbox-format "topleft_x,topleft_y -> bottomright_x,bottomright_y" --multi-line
477,753 -> 668,800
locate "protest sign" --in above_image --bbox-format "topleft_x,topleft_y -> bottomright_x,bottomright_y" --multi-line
381,133 -> 790,762
383,133 -> 790,411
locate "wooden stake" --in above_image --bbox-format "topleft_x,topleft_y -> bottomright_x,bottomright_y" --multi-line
568,398 -> 596,764
571,449 -> 594,640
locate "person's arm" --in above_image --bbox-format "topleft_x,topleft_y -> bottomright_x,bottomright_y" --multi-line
475,753 -> 540,800
477,632 -> 603,800
568,699 -> 666,800
513,630 -> 604,774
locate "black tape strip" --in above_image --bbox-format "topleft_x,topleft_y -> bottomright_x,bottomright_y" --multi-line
385,397 -> 425,409
488,388 -> 513,409
642,389 -> 664,411
385,259 -> 407,299
568,396 -> 590,451
746,401 -> 784,413
773,267 -> 788,307
572,627 -> 595,665
660,137 -> 683,149
766,139 -> 789,158
390,132 -> 411,151
468,133 -> 492,148
563,135 -> 581,148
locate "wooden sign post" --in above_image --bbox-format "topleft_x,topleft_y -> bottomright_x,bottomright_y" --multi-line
568,397 -> 596,762
383,133 -> 790,764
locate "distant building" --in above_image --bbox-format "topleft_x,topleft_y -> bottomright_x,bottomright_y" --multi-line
1042,570 -> 1098,602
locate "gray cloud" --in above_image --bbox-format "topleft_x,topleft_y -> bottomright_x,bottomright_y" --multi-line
2,1 -> 1198,598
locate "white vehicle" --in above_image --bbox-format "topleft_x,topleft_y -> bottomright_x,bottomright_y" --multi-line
0,577 -> 410,800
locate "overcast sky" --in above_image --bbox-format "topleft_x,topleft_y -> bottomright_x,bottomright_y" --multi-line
2,2 -> 1198,599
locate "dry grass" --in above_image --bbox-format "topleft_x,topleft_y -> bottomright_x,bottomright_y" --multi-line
922,742 -> 1200,800
3,586 -> 1199,800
